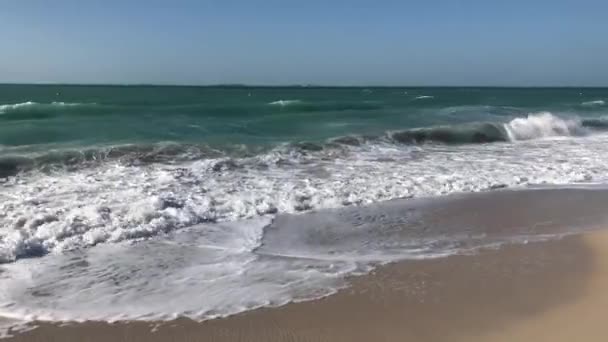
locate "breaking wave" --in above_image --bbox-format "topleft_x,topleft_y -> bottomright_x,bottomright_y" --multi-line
503,112 -> 588,141
391,112 -> 599,144
0,113 -> 606,178
0,113 -> 608,262
3,124 -> 608,263
0,101 -> 103,120
0,143 -> 230,178
0,101 -> 97,114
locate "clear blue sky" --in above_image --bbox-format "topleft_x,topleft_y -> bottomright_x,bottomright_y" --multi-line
1,0 -> 607,86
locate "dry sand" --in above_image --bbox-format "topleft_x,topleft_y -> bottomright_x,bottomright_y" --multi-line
6,229 -> 608,342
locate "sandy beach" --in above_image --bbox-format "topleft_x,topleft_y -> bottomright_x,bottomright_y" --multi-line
5,226 -> 608,342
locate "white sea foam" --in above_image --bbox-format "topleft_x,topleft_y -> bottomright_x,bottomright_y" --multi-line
0,319 -> 34,339
0,217 -> 359,327
414,95 -> 434,100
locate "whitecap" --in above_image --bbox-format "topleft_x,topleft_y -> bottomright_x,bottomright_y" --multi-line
0,101 -> 93,114
268,100 -> 302,106
0,102 -> 37,114
582,100 -> 605,107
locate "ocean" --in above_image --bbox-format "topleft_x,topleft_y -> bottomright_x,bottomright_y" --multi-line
2,85 -> 608,333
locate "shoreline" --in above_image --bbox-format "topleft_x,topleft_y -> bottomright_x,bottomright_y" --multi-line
6,228 -> 608,342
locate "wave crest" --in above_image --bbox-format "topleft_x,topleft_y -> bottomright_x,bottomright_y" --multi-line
390,123 -> 506,144
0,101 -> 37,113
0,143 -> 227,178
389,113 -> 595,145
0,101 -> 98,116
504,112 -> 586,141
2,113 -> 606,177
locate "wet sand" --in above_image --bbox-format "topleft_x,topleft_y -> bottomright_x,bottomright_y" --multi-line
6,228 -> 608,342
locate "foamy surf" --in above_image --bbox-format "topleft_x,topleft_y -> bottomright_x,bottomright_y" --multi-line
2,119 -> 608,263
2,188 -> 608,335
0,216 -> 357,328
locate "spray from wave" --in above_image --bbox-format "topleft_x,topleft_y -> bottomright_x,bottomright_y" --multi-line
503,112 -> 587,141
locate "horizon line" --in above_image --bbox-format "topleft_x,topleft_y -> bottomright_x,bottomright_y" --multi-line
1,82 -> 607,89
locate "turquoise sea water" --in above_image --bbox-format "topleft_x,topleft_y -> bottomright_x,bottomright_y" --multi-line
1,85 -> 608,176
